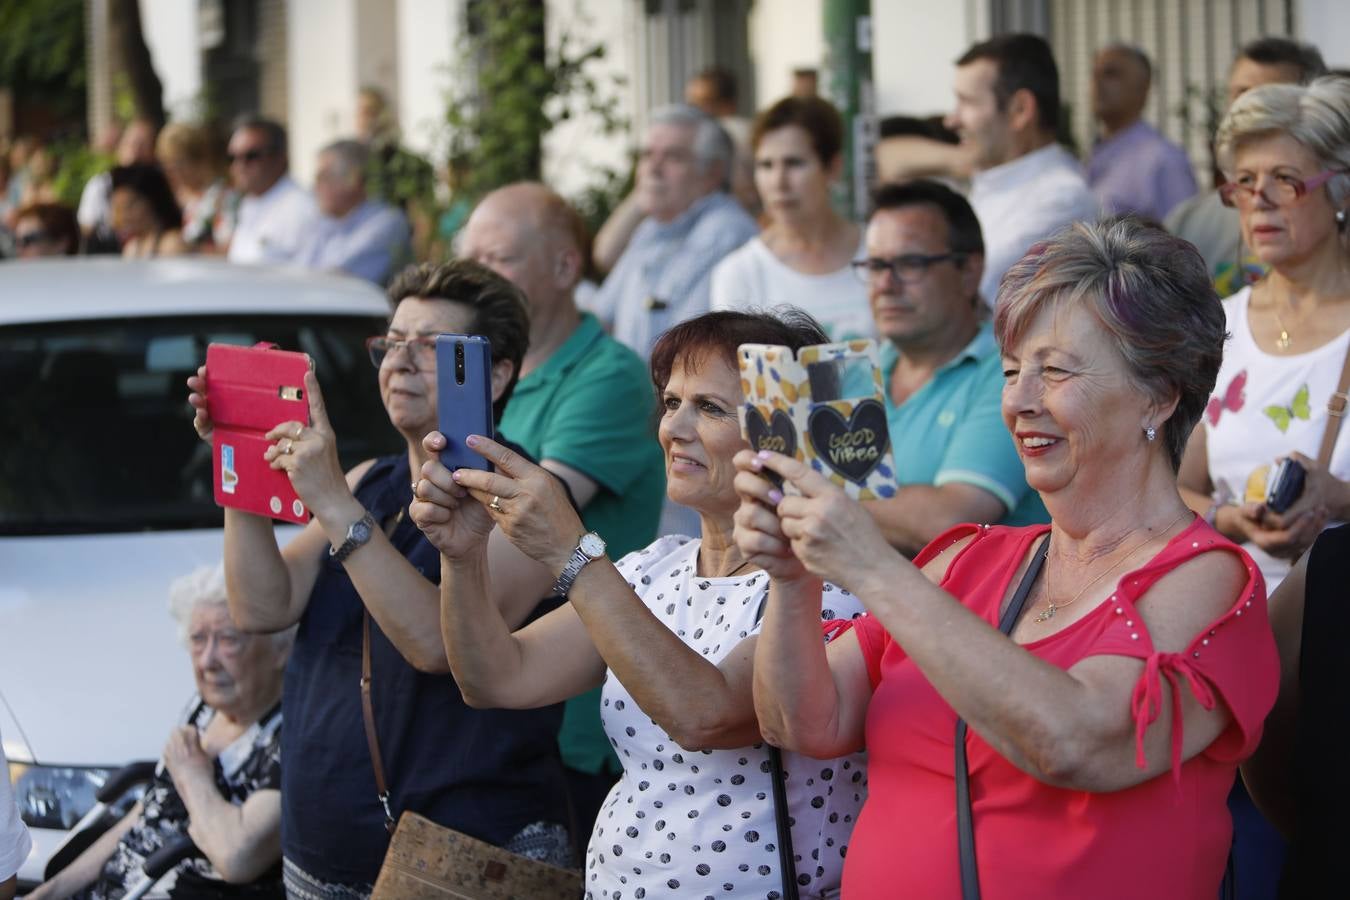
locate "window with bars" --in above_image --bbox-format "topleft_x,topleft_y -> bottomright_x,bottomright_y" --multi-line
1045,0 -> 1297,185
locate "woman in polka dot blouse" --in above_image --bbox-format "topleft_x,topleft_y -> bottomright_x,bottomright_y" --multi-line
410,310 -> 867,899
735,220 -> 1280,898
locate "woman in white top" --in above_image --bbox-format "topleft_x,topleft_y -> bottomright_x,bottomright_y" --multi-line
711,96 -> 874,342
410,310 -> 867,900
1180,76 -> 1350,588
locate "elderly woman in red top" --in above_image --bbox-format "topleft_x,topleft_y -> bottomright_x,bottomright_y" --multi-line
733,217 -> 1278,899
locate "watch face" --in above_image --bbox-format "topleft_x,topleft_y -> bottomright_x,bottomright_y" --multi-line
352,520 -> 372,542
579,532 -> 606,558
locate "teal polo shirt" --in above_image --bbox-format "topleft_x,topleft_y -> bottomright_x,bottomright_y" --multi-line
881,324 -> 1047,526
500,312 -> 665,775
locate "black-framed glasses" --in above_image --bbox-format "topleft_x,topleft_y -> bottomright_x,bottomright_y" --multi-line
226,148 -> 270,165
850,252 -> 966,285
1218,168 -> 1344,209
365,335 -> 438,369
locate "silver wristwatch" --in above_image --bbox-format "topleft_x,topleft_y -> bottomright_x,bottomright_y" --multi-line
330,511 -> 377,563
551,532 -> 607,597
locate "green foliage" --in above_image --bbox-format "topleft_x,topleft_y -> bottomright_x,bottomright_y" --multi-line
47,141 -> 114,208
0,0 -> 87,121
441,0 -> 629,213
367,138 -> 438,215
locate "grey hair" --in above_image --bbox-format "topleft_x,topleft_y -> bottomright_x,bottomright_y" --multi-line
1216,76 -> 1350,212
994,218 -> 1226,471
648,104 -> 734,189
319,139 -> 371,185
167,563 -> 295,654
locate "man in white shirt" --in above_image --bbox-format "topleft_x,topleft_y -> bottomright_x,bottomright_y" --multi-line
294,140 -> 409,284
226,117 -> 318,265
944,34 -> 1099,306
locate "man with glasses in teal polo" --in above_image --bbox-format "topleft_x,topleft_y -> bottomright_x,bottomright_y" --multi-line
850,180 -> 1047,556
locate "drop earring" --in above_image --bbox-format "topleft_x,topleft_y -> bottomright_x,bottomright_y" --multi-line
1337,209 -> 1347,225
1145,425 -> 1157,442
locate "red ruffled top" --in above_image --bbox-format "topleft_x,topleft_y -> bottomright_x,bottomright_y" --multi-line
840,518 -> 1277,900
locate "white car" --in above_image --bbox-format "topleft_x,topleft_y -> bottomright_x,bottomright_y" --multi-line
0,258 -> 396,887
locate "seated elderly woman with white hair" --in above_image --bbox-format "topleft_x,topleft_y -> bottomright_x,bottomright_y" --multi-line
29,565 -> 290,900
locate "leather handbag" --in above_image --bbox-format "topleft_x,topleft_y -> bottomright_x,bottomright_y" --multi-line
371,811 -> 581,900
361,613 -> 582,900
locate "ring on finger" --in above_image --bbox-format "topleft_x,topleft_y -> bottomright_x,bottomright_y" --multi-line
489,495 -> 504,513
283,439 -> 294,455
294,424 -> 304,440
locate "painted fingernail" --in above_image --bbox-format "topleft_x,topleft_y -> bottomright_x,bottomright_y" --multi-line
750,457 -> 763,471
768,489 -> 784,505
757,450 -> 772,460
451,471 -> 463,482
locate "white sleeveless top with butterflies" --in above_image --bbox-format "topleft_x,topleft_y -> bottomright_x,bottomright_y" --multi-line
1205,286 -> 1350,587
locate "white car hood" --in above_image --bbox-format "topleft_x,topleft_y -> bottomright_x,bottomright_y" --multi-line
0,529 -> 227,766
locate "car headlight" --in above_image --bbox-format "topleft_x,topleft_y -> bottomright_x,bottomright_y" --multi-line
7,762 -> 112,830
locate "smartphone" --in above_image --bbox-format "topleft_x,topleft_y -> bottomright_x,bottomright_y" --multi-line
205,342 -> 312,524
436,334 -> 494,472
1265,457 -> 1307,514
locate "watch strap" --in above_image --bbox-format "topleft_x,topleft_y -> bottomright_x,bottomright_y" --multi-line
551,545 -> 591,597
330,511 -> 377,563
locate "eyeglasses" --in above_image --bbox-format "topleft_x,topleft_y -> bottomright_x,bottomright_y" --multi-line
227,148 -> 270,165
15,230 -> 52,249
1218,169 -> 1344,209
366,335 -> 438,369
850,252 -> 966,285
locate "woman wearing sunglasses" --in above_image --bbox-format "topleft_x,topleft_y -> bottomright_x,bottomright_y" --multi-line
1179,76 -> 1350,590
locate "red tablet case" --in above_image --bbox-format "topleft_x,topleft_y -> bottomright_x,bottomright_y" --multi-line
206,342 -> 312,524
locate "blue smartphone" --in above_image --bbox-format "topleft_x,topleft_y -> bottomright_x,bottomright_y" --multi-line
436,334 -> 495,472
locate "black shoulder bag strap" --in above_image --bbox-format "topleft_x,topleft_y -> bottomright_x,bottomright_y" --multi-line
755,589 -> 801,900
956,534 -> 1049,900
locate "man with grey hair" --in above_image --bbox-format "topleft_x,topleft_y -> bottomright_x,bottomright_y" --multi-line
1086,43 -> 1197,220
227,115 -> 318,265
294,139 -> 410,284
583,105 -> 757,360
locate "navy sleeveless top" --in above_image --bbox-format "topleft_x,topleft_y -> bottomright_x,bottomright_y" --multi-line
280,453 -> 568,885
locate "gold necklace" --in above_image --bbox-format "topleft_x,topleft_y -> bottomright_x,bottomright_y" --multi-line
1271,303 -> 1293,351
1034,509 -> 1190,623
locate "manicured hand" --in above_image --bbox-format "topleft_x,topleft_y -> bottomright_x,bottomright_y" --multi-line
731,448 -> 807,582
749,450 -> 895,593
409,430 -> 494,559
262,371 -> 351,519
451,435 -> 585,574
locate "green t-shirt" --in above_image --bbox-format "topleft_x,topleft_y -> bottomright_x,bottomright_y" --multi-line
880,324 -> 1048,527
500,312 -> 666,774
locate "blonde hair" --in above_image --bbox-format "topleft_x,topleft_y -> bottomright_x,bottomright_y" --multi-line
1216,76 -> 1350,211
156,122 -> 224,175
994,218 -> 1226,470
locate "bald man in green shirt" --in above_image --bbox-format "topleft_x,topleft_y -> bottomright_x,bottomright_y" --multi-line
460,182 -> 666,835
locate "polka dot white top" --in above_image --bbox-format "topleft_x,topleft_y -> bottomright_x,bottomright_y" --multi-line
585,535 -> 868,900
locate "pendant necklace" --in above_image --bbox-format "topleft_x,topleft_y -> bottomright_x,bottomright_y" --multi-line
1034,509 -> 1190,623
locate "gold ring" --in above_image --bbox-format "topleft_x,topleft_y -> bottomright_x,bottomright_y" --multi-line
489,496 -> 503,512
283,439 -> 293,455
411,481 -> 420,497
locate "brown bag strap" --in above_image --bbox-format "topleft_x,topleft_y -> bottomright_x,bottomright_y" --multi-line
1317,344 -> 1350,468
362,611 -> 396,833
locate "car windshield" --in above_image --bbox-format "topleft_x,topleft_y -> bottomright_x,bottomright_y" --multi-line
1,314 -> 398,535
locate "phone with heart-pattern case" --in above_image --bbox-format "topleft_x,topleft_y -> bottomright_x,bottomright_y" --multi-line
737,339 -> 898,500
